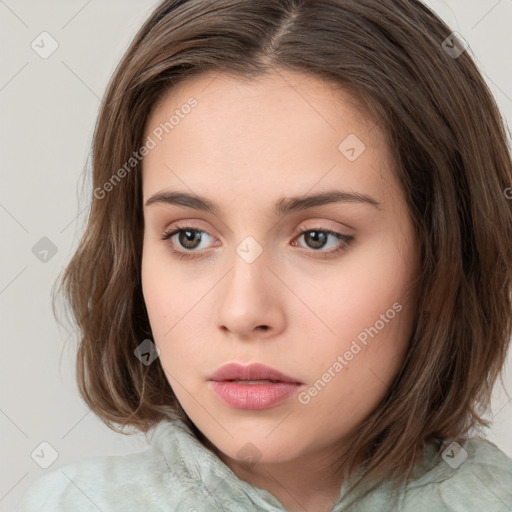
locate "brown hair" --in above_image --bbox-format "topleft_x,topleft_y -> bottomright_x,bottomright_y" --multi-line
54,0 -> 512,493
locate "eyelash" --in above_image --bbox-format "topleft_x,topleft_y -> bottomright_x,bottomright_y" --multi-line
161,224 -> 354,260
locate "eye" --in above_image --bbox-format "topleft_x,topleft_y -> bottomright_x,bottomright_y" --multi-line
292,228 -> 354,257
161,224 -> 215,259
161,225 -> 354,260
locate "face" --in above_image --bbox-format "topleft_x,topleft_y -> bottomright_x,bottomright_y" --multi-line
141,69 -> 420,469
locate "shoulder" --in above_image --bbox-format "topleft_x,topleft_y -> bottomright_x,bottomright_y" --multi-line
14,446 -> 171,512
402,438 -> 512,511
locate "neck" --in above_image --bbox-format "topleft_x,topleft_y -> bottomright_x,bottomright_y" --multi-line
214,445 -> 351,512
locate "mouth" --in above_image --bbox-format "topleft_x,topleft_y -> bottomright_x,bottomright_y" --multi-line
208,362 -> 303,384
227,379 -> 280,384
208,363 -> 303,410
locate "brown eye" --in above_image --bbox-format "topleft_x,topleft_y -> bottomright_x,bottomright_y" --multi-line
176,229 -> 203,250
294,228 -> 353,255
302,230 -> 330,249
161,225 -> 215,259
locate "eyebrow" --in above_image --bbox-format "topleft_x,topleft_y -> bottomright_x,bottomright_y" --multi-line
144,189 -> 381,216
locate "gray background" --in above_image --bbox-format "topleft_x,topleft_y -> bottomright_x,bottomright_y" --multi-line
1,0 -> 511,509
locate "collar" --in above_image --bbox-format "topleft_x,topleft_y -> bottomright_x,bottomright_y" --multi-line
148,411 -> 439,511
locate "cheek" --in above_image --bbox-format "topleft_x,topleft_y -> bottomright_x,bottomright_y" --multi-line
303,233 -> 415,343
141,245 -> 198,334
141,248 -> 213,375
141,250 -> 180,366
141,251 -> 169,334
293,233 -> 416,402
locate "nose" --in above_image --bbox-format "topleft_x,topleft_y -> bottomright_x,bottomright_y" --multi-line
215,248 -> 286,340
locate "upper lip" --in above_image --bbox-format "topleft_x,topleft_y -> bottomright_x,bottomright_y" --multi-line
208,363 -> 303,384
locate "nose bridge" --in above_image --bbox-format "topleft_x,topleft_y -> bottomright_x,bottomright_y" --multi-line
221,208 -> 270,281
224,204 -> 289,289
226,234 -> 269,303
216,233 -> 283,335
235,234 -> 266,267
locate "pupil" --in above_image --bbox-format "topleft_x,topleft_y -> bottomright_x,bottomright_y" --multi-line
180,230 -> 201,249
307,231 -> 326,249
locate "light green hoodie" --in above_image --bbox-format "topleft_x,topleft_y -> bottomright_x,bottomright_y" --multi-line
15,412 -> 512,511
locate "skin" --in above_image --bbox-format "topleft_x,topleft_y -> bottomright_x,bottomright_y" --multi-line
141,69 -> 420,512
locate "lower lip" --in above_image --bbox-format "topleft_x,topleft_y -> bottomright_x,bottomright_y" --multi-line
209,381 -> 301,409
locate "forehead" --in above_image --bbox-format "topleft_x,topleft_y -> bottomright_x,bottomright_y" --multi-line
141,69 -> 396,207
144,69 -> 379,144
